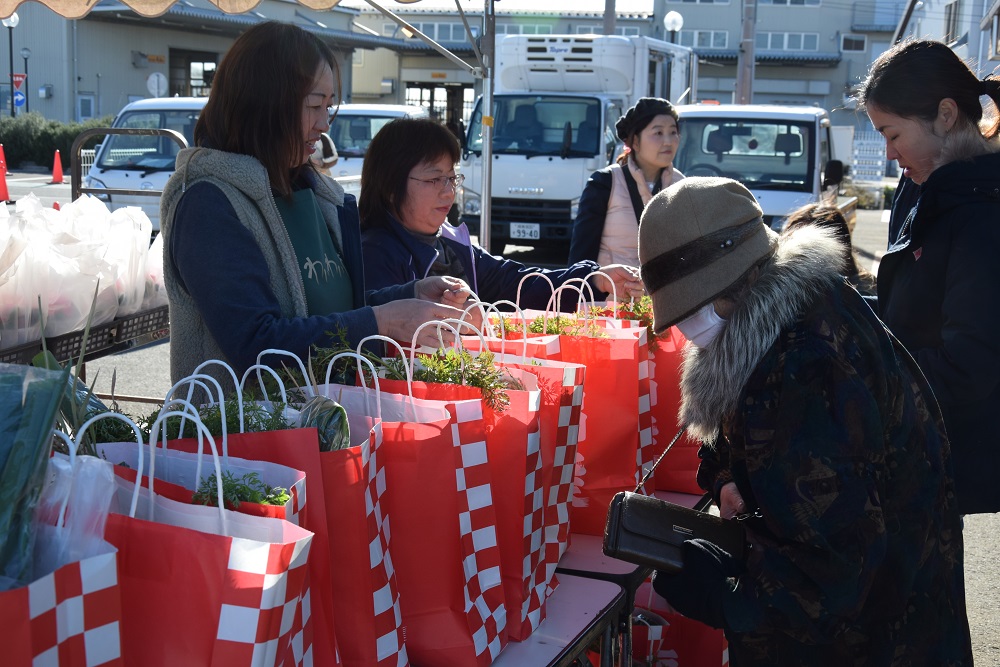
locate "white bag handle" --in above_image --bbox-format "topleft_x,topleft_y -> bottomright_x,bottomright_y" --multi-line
165,374 -> 228,464
583,269 -> 618,310
75,412 -> 145,519
481,300 -> 530,364
408,319 -> 463,362
515,271 -> 556,310
256,348 -> 316,400
357,334 -> 414,398
238,363 -> 296,431
192,358 -> 243,423
155,396 -> 213,494
145,406 -> 227,534
321,351 -> 383,421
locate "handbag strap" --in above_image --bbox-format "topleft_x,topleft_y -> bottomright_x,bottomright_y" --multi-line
634,424 -> 687,493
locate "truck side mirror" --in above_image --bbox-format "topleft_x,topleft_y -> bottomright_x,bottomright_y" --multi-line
823,159 -> 844,188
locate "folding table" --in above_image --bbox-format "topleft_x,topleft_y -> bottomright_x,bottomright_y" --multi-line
554,491 -> 708,666
492,574 -> 626,667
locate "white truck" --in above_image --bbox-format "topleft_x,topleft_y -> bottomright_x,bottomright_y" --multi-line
460,34 -> 698,252
671,103 -> 857,231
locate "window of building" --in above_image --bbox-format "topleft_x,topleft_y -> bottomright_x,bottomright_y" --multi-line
758,0 -> 820,5
576,25 -> 641,36
841,34 -> 866,52
944,0 -> 961,43
169,49 -> 217,97
679,30 -> 728,48
496,24 -> 554,35
667,0 -> 730,4
756,31 -> 819,51
994,15 -> 1000,59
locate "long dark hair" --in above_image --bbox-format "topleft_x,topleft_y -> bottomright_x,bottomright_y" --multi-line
195,21 -> 340,197
359,117 -> 460,229
858,39 -> 1000,142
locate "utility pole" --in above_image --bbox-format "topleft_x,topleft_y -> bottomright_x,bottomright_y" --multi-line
602,0 -> 616,35
735,0 -> 756,104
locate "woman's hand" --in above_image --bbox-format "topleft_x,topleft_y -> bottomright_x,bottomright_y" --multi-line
415,276 -> 474,307
719,481 -> 747,520
372,299 -> 470,349
594,264 -> 646,300
413,276 -> 483,331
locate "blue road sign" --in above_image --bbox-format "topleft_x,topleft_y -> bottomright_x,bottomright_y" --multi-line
13,91 -> 25,107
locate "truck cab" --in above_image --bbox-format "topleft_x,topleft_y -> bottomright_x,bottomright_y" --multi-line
672,104 -> 851,231
460,34 -> 697,254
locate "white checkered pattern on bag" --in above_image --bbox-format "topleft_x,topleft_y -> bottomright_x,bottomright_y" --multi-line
214,534 -> 314,666
284,478 -> 306,526
519,423 -> 547,633
28,550 -> 123,667
361,422 -> 408,666
636,336 -> 655,492
449,403 -> 507,663
544,367 -> 584,580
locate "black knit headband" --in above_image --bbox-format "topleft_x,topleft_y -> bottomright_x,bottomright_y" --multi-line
640,218 -> 764,294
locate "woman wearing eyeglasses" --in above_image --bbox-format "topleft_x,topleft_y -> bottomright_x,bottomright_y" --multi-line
360,117 -> 644,310
160,23 -> 471,391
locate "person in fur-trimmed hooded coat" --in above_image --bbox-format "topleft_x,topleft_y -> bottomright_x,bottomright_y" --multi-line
637,177 -> 971,666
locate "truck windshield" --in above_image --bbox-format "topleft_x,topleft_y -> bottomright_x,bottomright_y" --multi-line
329,114 -> 399,158
674,119 -> 814,193
466,95 -> 603,157
95,109 -> 200,172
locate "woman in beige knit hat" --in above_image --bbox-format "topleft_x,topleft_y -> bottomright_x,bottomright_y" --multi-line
639,176 -> 971,665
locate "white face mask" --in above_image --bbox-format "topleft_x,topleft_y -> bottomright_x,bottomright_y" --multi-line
676,303 -> 727,348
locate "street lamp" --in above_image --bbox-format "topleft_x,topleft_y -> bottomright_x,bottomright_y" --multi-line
19,47 -> 28,114
1,12 -> 18,118
663,10 -> 683,45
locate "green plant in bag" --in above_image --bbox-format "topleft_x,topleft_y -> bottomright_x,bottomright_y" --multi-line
192,471 -> 290,509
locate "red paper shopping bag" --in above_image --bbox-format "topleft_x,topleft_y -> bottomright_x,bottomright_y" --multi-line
648,327 -> 704,495
376,395 -> 506,666
487,353 -> 585,592
101,442 -> 307,523
168,427 -> 340,667
1,542 -> 123,667
316,384 -> 408,667
106,468 -> 314,665
556,327 -> 654,535
376,367 -> 547,642
467,323 -> 653,536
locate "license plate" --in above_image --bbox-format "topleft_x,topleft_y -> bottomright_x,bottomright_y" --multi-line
509,223 -> 540,240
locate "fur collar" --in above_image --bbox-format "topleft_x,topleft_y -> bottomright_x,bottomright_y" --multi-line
679,225 -> 845,441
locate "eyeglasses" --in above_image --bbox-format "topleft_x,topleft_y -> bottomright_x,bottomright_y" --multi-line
409,173 -> 466,191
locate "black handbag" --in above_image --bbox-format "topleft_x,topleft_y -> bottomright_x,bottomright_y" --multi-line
602,426 -> 747,573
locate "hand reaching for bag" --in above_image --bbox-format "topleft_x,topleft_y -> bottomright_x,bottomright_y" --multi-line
371,299 -> 470,348
593,264 -> 646,301
413,276 -> 483,331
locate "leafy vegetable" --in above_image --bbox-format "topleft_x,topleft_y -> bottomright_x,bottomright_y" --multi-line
192,471 -> 290,509
298,395 -> 350,452
0,364 -> 71,589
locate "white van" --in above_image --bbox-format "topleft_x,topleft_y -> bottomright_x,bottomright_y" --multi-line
85,97 -> 207,232
328,103 -> 429,180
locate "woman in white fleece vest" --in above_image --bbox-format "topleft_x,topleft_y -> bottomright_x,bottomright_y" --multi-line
568,97 -> 685,268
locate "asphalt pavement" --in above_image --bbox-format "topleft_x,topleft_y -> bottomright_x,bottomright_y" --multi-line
68,201 -> 1000,665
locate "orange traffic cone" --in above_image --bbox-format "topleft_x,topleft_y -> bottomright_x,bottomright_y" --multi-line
50,149 -> 64,185
0,143 -> 7,175
52,201 -> 61,211
0,168 -> 10,204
